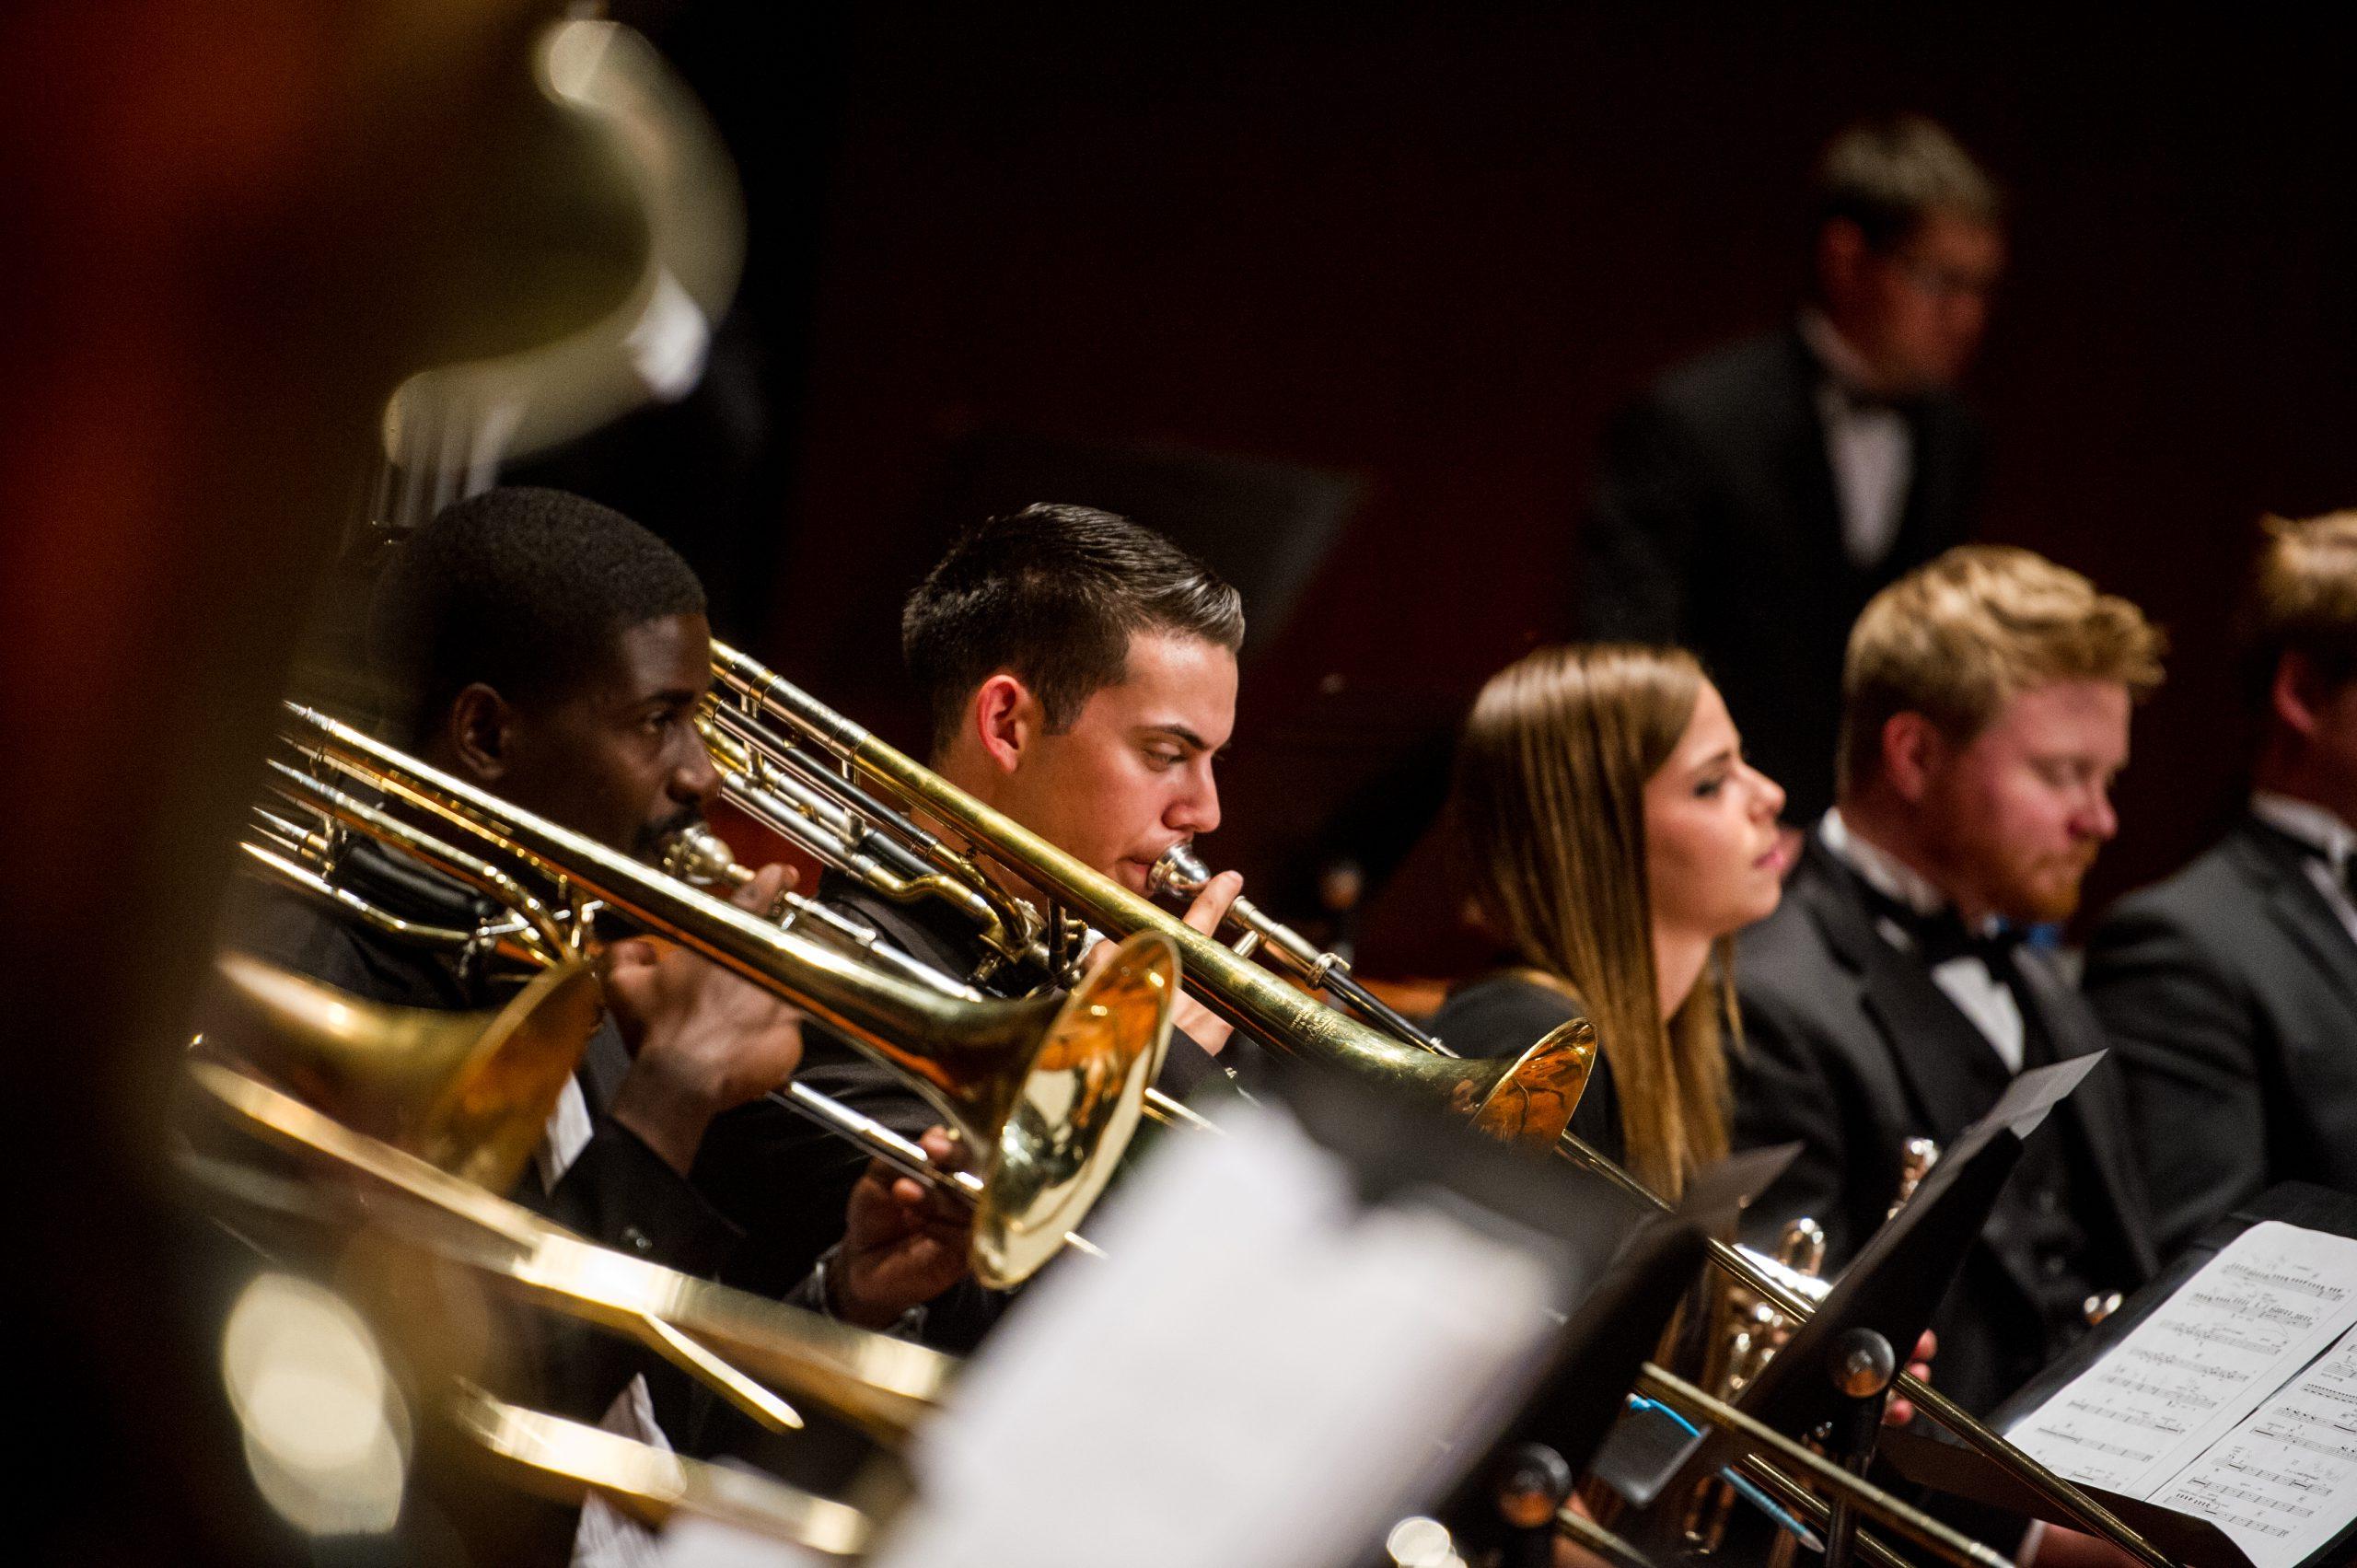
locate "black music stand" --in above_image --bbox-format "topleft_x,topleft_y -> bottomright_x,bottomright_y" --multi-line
1735,1055 -> 2102,1446
1440,1145 -> 1802,1568
1273,1058 -> 1794,1567
1613,1056 -> 2102,1564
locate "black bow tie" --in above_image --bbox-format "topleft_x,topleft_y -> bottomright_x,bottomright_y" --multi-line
1859,882 -> 2023,970
1829,380 -> 1923,419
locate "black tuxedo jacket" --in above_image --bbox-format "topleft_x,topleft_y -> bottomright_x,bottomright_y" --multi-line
1731,835 -> 2156,1415
2085,815 -> 2357,1261
1581,326 -> 1980,820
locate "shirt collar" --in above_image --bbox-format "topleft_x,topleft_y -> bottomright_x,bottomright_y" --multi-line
1819,807 -> 1948,914
1797,309 -> 1883,396
2251,791 -> 2357,873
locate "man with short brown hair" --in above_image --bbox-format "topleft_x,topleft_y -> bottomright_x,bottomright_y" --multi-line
1732,545 -> 2164,1422
2087,511 -> 2357,1259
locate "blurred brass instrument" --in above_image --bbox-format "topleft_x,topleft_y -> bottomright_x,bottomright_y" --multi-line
207,951 -> 606,1201
191,1061 -> 956,1441
255,700 -> 1178,1289
191,1062 -> 2010,1568
452,1382 -> 883,1557
706,642 -> 1596,1149
186,1060 -> 940,1554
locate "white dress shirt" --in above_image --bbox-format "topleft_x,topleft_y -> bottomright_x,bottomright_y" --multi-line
2250,791 -> 2357,947
1820,809 -> 2026,1073
537,1080 -> 670,1568
1798,312 -> 1913,571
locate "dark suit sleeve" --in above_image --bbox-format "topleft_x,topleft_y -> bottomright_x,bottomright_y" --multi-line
1729,986 -> 1875,1269
1580,396 -> 1708,644
543,1121 -> 742,1277
2082,904 -> 2268,1261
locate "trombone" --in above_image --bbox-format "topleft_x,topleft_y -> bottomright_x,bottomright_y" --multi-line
705,642 -> 1599,1151
258,701 -> 1179,1290
1145,842 -> 1442,1051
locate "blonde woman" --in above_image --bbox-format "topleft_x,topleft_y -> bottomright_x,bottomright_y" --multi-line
1434,643 -> 1790,1200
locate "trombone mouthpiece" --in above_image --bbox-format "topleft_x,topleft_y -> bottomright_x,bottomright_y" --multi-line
1147,843 -> 1211,899
659,823 -> 750,889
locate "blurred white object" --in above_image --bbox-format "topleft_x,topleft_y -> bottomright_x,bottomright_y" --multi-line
869,1100 -> 1565,1568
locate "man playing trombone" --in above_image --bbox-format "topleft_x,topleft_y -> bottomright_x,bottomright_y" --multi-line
696,503 -> 1259,1333
222,489 -> 975,1436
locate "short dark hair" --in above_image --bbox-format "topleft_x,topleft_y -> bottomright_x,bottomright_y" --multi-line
1814,114 -> 2003,252
371,486 -> 706,743
901,503 -> 1245,752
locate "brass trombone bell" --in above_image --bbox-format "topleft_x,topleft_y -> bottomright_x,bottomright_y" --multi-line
207,951 -> 604,1198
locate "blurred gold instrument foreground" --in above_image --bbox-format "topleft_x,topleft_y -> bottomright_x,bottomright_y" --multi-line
451,1382 -> 881,1558
209,953 -> 604,1199
189,1060 -> 958,1443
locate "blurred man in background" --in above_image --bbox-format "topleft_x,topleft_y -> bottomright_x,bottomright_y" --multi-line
1582,114 -> 2005,822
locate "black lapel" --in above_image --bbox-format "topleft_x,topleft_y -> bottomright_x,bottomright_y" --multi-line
2009,950 -> 2158,1277
1888,395 -> 1969,569
2237,818 -> 2357,1019
1772,329 -> 1850,578
1795,840 -> 2013,1144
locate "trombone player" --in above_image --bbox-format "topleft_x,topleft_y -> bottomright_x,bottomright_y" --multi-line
697,503 -> 1259,1333
220,489 -> 976,1434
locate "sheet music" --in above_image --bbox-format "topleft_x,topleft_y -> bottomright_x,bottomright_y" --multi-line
2004,1221 -> 2357,1564
2149,1324 -> 2357,1568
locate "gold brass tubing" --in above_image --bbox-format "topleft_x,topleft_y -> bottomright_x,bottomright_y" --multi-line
282,703 -> 1175,1290
265,759 -> 576,965
192,1062 -> 957,1443
1554,1141 -> 2168,1568
1728,1454 -> 1913,1568
702,707 -> 1045,971
240,841 -> 493,953
449,1383 -> 875,1556
709,644 -> 1592,1152
1633,1365 -> 2010,1568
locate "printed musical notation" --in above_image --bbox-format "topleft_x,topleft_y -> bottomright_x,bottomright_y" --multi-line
2007,1222 -> 2357,1566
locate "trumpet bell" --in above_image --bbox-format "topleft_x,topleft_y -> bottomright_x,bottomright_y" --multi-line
209,952 -> 604,1196
972,930 -> 1178,1288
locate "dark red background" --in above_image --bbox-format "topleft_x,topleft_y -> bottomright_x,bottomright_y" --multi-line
639,6 -> 2357,974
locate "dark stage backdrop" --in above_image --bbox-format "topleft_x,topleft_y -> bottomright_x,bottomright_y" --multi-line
601,4 -> 2357,978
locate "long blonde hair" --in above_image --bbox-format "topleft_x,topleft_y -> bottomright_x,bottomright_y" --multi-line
1452,644 -> 1734,1197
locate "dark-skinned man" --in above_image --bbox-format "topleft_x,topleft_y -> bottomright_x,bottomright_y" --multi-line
219,487 -> 967,1561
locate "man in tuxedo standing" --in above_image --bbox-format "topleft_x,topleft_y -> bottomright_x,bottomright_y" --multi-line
2086,512 -> 2357,1260
1582,115 -> 2006,821
1732,546 -> 2165,1431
